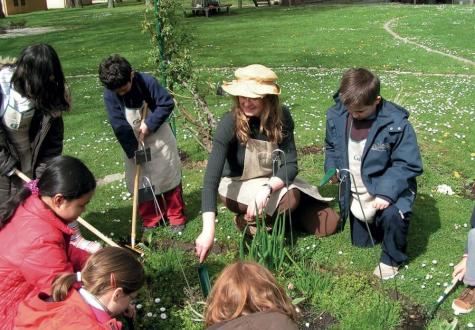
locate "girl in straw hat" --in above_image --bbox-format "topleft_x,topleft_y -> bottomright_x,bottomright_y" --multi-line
195,64 -> 339,262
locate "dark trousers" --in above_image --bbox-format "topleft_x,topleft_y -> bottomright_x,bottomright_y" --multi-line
350,205 -> 410,266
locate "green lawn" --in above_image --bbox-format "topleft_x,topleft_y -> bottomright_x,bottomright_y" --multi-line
1,1 -> 474,329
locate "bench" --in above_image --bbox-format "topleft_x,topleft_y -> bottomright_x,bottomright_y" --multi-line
184,0 -> 232,17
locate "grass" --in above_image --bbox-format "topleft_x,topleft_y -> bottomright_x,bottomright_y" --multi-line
1,1 -> 474,329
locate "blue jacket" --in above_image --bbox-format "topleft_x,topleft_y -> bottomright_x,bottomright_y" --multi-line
324,93 -> 423,219
103,72 -> 174,159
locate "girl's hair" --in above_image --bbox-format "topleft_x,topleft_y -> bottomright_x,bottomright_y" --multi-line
233,94 -> 283,145
205,261 -> 297,326
51,247 -> 145,302
0,155 -> 96,228
11,43 -> 70,113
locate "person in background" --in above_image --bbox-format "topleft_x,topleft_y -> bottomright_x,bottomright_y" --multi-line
98,54 -> 186,233
0,43 -> 100,253
15,246 -> 144,329
324,68 -> 423,280
0,156 -> 96,329
205,261 -> 298,330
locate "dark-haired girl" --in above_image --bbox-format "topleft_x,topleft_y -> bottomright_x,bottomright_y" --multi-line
15,247 -> 144,329
0,155 -> 96,329
0,43 -> 100,254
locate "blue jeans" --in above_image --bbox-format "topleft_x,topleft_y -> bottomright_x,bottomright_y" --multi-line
350,205 -> 410,266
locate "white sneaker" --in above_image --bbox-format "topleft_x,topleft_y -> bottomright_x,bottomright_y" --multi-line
373,262 -> 398,280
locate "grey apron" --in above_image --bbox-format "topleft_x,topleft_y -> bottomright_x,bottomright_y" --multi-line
123,106 -> 181,195
218,138 -> 332,216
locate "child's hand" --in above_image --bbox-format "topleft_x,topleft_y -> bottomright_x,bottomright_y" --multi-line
123,303 -> 136,318
453,256 -> 467,281
373,197 -> 390,210
139,122 -> 150,140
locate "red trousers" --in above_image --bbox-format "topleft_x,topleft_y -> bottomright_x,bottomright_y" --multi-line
138,183 -> 186,228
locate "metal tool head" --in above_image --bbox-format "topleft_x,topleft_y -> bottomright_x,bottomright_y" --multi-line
134,147 -> 151,165
138,185 -> 156,203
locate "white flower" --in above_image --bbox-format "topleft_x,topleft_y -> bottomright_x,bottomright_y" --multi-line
305,323 -> 310,328
160,307 -> 166,312
160,313 -> 167,319
467,322 -> 474,328
154,298 -> 161,304
443,282 -> 448,287
147,312 -> 153,317
338,251 -> 343,255
136,304 -> 143,309
436,184 -> 454,195
432,260 -> 438,265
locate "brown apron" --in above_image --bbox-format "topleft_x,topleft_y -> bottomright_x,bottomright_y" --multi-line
218,138 -> 332,216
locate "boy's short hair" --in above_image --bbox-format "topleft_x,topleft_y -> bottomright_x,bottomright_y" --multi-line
98,54 -> 132,90
339,68 -> 380,107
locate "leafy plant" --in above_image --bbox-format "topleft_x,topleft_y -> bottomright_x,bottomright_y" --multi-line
142,0 -> 216,152
239,210 -> 288,272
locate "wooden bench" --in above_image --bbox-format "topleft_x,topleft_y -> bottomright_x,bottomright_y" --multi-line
184,1 -> 232,17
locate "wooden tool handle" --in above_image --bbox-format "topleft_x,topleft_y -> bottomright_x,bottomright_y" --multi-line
131,165 -> 141,248
14,169 -> 119,247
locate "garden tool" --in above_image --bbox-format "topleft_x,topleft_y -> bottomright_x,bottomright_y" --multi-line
198,264 -> 212,298
134,103 -> 151,165
428,278 -> 459,319
141,176 -> 166,227
14,169 -> 119,248
130,104 -> 150,254
319,167 -> 337,187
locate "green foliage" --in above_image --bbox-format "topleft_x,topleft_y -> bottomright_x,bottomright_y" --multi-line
239,211 -> 287,272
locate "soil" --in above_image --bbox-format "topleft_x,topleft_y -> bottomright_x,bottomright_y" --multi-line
462,181 -> 475,200
388,289 -> 428,329
297,306 -> 337,329
298,145 -> 324,156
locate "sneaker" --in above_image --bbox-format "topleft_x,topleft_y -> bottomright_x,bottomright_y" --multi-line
452,287 -> 475,314
170,224 -> 185,234
70,237 -> 102,254
373,262 -> 399,280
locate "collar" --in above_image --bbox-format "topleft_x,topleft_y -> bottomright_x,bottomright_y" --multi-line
22,195 -> 74,235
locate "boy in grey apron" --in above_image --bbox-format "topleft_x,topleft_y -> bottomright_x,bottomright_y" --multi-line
99,55 -> 186,233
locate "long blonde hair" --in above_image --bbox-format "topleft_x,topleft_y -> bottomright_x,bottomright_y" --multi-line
51,247 -> 144,302
205,261 -> 297,326
233,95 -> 283,145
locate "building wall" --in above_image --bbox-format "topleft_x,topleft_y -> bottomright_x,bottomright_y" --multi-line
1,0 -> 47,16
47,0 -> 93,8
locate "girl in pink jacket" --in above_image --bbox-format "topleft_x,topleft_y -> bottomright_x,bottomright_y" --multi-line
0,155 -> 96,329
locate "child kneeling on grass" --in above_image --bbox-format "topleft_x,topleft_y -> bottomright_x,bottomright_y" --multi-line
15,246 -> 144,329
205,261 -> 298,330
452,206 -> 475,314
0,156 -> 95,329
98,54 -> 186,234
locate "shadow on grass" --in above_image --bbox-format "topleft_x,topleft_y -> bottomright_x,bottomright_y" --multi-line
407,193 -> 440,262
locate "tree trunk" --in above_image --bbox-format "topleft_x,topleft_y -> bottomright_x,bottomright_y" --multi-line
108,0 -> 114,7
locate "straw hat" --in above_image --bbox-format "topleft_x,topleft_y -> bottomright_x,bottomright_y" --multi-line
221,64 -> 281,98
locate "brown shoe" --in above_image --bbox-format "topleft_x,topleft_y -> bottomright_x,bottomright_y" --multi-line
452,287 -> 475,314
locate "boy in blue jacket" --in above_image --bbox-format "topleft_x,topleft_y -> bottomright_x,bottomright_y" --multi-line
98,55 -> 186,233
324,68 -> 423,279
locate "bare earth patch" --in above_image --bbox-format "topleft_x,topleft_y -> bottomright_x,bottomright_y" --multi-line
0,27 -> 64,39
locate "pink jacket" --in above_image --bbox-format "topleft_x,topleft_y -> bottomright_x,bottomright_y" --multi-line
0,195 -> 89,330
